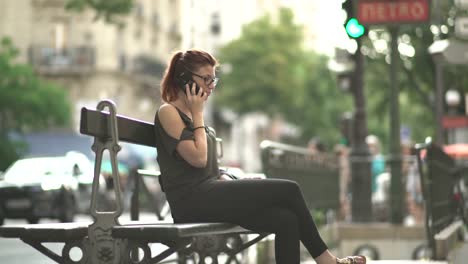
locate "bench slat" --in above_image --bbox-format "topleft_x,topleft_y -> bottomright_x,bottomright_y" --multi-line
0,222 -> 90,242
0,221 -> 249,243
80,107 -> 156,147
112,223 -> 249,241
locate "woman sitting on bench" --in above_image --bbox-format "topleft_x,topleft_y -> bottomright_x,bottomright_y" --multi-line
154,49 -> 366,264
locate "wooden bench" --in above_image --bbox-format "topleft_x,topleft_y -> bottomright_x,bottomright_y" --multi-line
0,99 -> 267,264
413,142 -> 466,260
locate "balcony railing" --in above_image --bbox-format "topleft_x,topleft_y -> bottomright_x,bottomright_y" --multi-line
29,46 -> 95,75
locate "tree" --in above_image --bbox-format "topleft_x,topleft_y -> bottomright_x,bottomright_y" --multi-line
216,8 -> 352,146
362,29 -> 436,147
64,0 -> 134,25
0,37 -> 71,170
361,1 -> 468,148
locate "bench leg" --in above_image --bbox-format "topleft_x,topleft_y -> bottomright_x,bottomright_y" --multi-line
225,233 -> 269,264
122,239 -> 193,264
22,239 -> 64,263
22,239 -> 89,264
199,254 -> 219,264
176,233 -> 268,264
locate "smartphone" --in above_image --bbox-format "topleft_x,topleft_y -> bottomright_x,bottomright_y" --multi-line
185,81 -> 201,95
176,71 -> 201,95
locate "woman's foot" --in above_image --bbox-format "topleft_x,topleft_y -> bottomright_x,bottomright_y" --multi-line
336,255 -> 366,264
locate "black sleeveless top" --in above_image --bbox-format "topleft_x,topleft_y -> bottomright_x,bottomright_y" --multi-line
153,106 -> 219,202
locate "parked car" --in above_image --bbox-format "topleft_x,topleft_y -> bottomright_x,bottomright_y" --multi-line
0,153 -> 95,225
65,151 -> 100,214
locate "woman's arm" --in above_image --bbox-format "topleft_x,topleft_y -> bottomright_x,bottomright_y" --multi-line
158,104 -> 207,168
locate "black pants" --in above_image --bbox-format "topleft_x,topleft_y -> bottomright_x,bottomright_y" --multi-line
170,179 -> 328,264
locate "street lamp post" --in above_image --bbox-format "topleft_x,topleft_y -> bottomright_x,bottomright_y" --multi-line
445,89 -> 461,115
329,39 -> 372,222
445,89 -> 462,143
429,38 -> 468,145
329,42 -> 373,222
429,0 -> 468,145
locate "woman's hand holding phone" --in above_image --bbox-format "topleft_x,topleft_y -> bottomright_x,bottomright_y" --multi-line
185,82 -> 208,115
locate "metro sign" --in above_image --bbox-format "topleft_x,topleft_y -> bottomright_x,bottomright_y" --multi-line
357,0 -> 431,25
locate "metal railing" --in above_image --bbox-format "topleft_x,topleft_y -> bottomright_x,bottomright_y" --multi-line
29,45 -> 95,75
413,142 -> 467,259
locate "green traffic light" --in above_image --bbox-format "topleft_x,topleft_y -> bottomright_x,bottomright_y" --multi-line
345,18 -> 365,38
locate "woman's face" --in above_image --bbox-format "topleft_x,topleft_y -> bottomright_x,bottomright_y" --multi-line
191,65 -> 217,97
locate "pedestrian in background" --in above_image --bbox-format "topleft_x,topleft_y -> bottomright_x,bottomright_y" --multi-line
308,137 -> 327,155
401,141 -> 423,225
334,143 -> 351,221
366,134 -> 386,195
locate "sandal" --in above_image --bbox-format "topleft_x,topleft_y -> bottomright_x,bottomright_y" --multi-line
336,255 -> 366,264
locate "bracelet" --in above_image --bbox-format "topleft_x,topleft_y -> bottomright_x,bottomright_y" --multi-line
193,126 -> 206,131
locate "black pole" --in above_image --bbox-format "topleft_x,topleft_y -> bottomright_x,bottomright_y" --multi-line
350,37 -> 372,222
433,0 -> 445,145
130,171 -> 140,261
389,26 -> 404,224
130,171 -> 140,221
434,61 -> 445,145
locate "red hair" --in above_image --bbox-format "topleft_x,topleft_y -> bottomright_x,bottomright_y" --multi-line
160,49 -> 218,102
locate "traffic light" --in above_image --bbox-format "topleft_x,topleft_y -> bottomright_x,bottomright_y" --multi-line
342,0 -> 367,39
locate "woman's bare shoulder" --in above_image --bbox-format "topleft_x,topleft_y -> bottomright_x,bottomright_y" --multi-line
158,103 -> 184,138
158,103 -> 177,118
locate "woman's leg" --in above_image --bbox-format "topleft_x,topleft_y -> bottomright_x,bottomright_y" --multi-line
237,207 -> 301,264
172,179 -> 328,258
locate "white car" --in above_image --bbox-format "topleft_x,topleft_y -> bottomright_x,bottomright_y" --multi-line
0,152 -> 97,225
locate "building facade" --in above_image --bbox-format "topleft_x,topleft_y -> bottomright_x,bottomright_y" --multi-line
0,0 -> 184,128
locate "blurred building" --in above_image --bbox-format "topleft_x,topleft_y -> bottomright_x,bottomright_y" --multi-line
0,0 -> 179,127
181,0 -> 347,56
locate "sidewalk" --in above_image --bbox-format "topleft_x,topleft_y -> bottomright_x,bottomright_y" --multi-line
363,261 -> 445,264
303,260 -> 447,264
301,239 -> 468,264
448,239 -> 468,264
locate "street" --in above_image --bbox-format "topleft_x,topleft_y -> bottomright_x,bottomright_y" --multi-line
0,233 -> 53,264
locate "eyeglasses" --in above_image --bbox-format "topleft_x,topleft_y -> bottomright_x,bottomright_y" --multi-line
190,71 -> 219,86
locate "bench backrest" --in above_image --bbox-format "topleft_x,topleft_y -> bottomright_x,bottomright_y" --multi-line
260,140 -> 340,211
80,107 -> 156,147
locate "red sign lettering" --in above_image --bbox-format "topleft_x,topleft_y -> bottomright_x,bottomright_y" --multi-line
442,116 -> 468,129
357,0 -> 430,25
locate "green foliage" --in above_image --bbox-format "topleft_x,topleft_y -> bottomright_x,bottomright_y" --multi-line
361,0 -> 468,149
217,9 -> 304,115
65,0 -> 134,25
0,37 -> 71,170
217,8 -> 352,146
0,138 -> 27,172
296,52 -> 353,145
312,209 -> 326,227
363,34 -> 435,149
